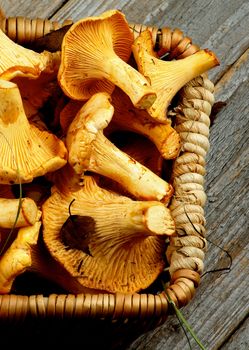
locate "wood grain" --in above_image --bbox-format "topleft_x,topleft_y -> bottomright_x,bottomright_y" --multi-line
215,47 -> 249,102
0,0 -> 66,18
0,1 -> 248,349
222,316 -> 249,350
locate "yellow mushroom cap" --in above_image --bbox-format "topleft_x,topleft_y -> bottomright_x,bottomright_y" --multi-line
132,30 -> 219,122
0,29 -> 60,80
42,175 -> 175,293
0,79 -> 67,184
0,221 -> 41,294
12,52 -> 61,118
58,10 -> 156,109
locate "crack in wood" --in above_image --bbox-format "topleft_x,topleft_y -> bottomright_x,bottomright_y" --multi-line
210,46 -> 249,126
214,46 -> 249,100
47,0 -> 70,20
217,312 -> 249,349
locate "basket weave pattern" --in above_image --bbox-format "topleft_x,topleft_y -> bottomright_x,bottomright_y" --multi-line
0,16 -> 214,325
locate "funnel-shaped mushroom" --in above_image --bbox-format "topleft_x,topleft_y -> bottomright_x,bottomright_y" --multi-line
132,30 -> 219,122
66,92 -> 173,202
0,29 -> 61,119
12,57 -> 61,119
0,79 -> 67,184
58,10 -> 156,109
0,221 -> 41,294
42,174 -> 175,293
0,205 -> 98,294
0,29 -> 60,80
111,87 -> 181,159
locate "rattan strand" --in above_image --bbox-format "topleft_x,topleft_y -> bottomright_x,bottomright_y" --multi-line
0,16 -> 214,321
0,16 -> 199,59
166,75 -> 215,296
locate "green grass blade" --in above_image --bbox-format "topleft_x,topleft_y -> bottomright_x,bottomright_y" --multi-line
165,291 -> 207,350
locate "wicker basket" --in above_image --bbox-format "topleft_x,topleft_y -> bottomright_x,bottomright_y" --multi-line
0,15 -> 214,348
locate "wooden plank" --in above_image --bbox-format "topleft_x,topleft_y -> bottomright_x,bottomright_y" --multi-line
0,0 -> 66,18
1,1 -> 248,349
127,52 -> 249,349
215,47 -> 249,102
202,1 -> 249,83
222,315 -> 249,350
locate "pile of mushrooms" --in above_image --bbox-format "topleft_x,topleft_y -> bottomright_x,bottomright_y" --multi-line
0,9 -> 219,295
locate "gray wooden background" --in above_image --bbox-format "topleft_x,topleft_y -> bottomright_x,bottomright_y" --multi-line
0,1 -> 248,349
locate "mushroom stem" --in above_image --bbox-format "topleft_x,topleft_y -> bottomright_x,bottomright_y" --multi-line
0,221 -> 41,294
111,88 -> 181,159
66,92 -> 173,203
132,30 -> 219,122
145,49 -> 218,121
0,29 -> 60,80
90,132 -> 173,202
79,201 -> 175,257
0,198 -> 39,228
102,55 -> 156,109
89,201 -> 175,240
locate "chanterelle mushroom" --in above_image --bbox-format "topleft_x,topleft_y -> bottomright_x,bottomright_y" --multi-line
0,29 -> 60,81
12,63 -> 61,119
0,79 -> 67,184
132,30 -> 219,122
58,9 -> 156,109
0,29 -> 61,119
0,221 -> 41,294
110,87 -> 181,159
111,132 -> 164,177
66,91 -> 173,202
42,174 -> 175,293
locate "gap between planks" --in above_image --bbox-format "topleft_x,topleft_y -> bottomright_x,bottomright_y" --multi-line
218,312 -> 249,349
47,0 -> 70,20
214,46 -> 249,102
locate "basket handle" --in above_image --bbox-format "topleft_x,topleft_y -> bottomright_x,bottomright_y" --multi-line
0,16 -> 199,59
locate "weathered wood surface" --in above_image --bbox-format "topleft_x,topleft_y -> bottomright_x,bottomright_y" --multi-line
0,1 -> 248,349
0,0 -> 66,19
